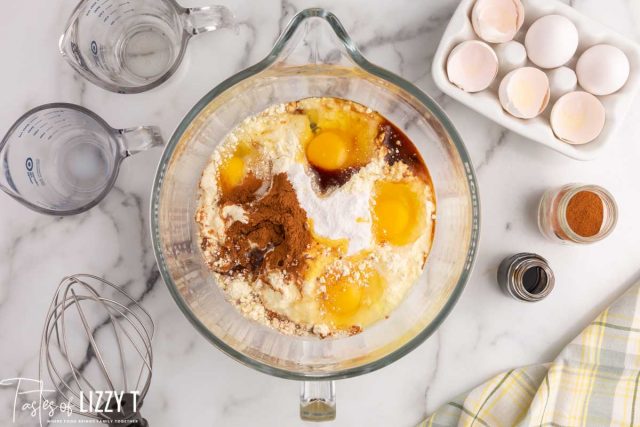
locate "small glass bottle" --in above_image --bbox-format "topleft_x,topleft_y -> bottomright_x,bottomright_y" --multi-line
497,253 -> 555,302
538,184 -> 618,244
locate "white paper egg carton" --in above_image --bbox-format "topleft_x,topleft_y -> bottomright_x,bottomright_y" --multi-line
432,0 -> 640,160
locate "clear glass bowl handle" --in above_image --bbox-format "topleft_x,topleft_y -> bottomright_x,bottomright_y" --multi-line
300,381 -> 336,422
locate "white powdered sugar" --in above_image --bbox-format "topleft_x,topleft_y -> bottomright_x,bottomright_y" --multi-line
284,163 -> 373,255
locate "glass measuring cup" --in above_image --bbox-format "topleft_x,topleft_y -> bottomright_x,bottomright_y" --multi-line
0,103 -> 163,215
60,0 -> 234,94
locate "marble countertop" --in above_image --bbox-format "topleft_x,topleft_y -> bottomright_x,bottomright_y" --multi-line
2,0 -> 640,425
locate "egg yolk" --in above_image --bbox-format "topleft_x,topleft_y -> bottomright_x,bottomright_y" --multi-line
219,142 -> 254,191
374,198 -> 410,238
302,105 -> 380,170
306,131 -> 350,171
219,156 -> 245,190
321,267 -> 385,327
324,276 -> 363,316
372,181 -> 424,246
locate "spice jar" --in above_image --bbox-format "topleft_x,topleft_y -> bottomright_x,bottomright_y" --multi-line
538,184 -> 618,244
497,253 -> 555,302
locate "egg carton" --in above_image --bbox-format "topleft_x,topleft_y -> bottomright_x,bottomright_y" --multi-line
432,0 -> 640,160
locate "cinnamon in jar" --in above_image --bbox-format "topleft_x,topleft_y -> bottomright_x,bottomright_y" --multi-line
538,184 -> 617,244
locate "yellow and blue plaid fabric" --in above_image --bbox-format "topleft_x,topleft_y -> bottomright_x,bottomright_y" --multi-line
421,282 -> 640,427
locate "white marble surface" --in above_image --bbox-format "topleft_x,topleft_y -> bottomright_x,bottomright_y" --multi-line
1,0 -> 640,426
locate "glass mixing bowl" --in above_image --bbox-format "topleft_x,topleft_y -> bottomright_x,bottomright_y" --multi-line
151,8 -> 480,420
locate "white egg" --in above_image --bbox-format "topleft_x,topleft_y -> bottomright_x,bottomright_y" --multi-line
551,91 -> 605,144
525,15 -> 579,69
576,44 -> 630,96
548,66 -> 577,100
499,67 -> 550,119
472,0 -> 525,43
494,41 -> 527,74
447,40 -> 499,92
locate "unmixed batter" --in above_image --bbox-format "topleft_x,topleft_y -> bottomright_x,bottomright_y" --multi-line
196,97 -> 435,337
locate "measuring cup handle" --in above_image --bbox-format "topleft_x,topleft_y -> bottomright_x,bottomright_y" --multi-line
118,126 -> 164,158
300,380 -> 336,422
182,5 -> 235,36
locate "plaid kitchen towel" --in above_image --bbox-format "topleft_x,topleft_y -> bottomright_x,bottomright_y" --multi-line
421,281 -> 640,427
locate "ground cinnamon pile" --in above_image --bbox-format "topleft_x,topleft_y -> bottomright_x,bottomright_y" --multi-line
220,173 -> 263,205
216,173 -> 312,283
566,190 -> 604,237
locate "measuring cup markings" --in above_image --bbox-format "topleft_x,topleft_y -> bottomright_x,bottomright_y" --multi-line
0,103 -> 164,214
27,121 -> 39,134
85,1 -> 138,75
20,112 -> 69,141
40,119 -> 55,139
96,5 -> 121,24
88,0 -> 110,16
15,110 -> 99,192
27,158 -> 45,187
20,117 -> 43,138
109,6 -> 138,27
43,117 -> 70,141
49,124 -> 71,141
43,123 -> 71,141
61,0 -> 234,93
87,0 -> 134,25
31,120 -> 46,136
42,125 -> 55,140
90,46 -> 105,72
99,0 -> 114,14
18,121 -> 35,138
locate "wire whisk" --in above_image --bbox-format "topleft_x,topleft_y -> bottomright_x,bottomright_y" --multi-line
39,274 -> 154,426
